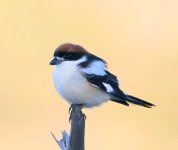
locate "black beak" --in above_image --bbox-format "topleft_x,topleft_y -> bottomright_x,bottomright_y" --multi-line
49,57 -> 61,65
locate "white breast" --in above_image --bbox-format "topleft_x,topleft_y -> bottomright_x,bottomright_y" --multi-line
52,59 -> 110,108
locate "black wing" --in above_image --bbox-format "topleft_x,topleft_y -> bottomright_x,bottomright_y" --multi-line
82,71 -> 129,106
78,54 -> 118,93
82,72 -> 155,107
83,71 -> 118,91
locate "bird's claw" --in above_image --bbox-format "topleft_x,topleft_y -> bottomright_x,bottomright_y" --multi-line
69,104 -> 85,123
83,113 -> 86,120
69,104 -> 74,114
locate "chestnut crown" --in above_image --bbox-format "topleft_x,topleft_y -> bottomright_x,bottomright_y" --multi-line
54,43 -> 87,61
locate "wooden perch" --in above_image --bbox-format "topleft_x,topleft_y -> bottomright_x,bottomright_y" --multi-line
52,104 -> 85,150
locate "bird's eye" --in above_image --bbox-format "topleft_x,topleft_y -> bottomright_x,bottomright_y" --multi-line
64,54 -> 72,59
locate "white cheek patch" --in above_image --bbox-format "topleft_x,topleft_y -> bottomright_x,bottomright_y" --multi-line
81,60 -> 106,76
103,83 -> 114,93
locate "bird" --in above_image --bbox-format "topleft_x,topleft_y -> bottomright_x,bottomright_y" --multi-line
50,43 -> 155,108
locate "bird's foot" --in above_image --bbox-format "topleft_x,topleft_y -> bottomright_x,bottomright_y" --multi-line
82,113 -> 86,120
69,104 -> 85,122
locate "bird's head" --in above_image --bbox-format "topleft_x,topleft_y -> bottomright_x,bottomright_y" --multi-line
50,43 -> 88,65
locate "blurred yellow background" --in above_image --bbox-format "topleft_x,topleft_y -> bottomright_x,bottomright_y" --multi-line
0,0 -> 178,149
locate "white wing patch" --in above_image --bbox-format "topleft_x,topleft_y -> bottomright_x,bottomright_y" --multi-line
81,60 -> 106,76
103,83 -> 114,93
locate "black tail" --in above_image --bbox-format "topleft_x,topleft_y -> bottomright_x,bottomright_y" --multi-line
111,95 -> 155,108
126,95 -> 155,108
110,89 -> 155,108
